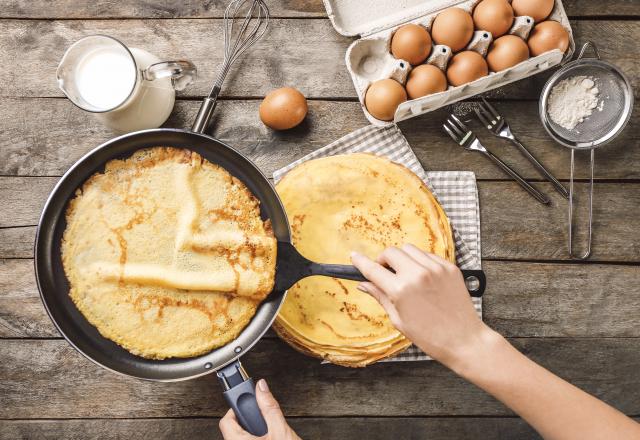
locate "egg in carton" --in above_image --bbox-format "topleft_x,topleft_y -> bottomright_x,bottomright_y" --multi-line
323,0 -> 575,126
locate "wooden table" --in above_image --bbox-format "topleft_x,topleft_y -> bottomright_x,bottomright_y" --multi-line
1,1 -> 639,438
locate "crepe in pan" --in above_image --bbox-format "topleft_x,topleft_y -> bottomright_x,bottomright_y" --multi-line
61,147 -> 277,359
273,153 -> 455,367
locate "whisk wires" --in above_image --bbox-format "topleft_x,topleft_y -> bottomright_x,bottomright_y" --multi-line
210,0 -> 270,96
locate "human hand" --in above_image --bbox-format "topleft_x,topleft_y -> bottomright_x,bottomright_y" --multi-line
219,379 -> 301,440
351,244 -> 495,369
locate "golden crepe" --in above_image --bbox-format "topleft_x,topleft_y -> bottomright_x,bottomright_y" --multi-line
273,153 -> 455,367
61,147 -> 277,359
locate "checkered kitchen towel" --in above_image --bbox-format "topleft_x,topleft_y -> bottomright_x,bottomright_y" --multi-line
273,124 -> 482,362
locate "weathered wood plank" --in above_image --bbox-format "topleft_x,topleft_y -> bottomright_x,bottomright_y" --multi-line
1,98 -> 638,179
2,258 -> 639,338
3,178 -> 638,261
1,338 -> 638,418
0,227 -> 34,259
1,0 -> 637,19
0,417 -> 544,440
0,177 -> 57,227
1,19 -> 351,99
0,259 -> 53,338
0,0 -> 327,19
478,182 -> 640,261
483,262 -> 640,337
1,20 -> 637,99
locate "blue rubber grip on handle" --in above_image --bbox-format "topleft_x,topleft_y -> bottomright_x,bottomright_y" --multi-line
223,378 -> 267,436
218,362 -> 268,436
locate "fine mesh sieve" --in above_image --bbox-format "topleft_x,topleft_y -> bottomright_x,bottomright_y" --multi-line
539,42 -> 634,259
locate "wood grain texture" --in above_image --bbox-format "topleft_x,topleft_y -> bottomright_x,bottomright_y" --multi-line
1,0 -> 637,19
1,338 -> 639,418
0,177 -> 57,227
0,417 -> 545,440
0,20 -> 637,99
0,227 -> 34,259
479,182 -> 640,261
3,178 -> 638,261
0,0 -> 327,19
2,259 -> 639,338
1,98 -> 638,179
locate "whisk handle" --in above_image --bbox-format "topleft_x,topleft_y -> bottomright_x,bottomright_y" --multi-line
192,88 -> 221,133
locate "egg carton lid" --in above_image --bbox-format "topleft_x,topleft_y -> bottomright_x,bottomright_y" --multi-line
323,0 -> 469,37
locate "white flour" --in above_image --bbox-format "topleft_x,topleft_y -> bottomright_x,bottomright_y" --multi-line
547,76 -> 601,130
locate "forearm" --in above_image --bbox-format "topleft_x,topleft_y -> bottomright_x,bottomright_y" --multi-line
435,327 -> 640,440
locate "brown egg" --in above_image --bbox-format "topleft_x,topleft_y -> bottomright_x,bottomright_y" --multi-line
473,0 -> 514,38
406,64 -> 448,99
446,51 -> 489,86
431,8 -> 474,52
512,0 -> 554,22
487,35 -> 529,71
391,24 -> 432,66
527,20 -> 569,56
364,79 -> 407,121
259,87 -> 307,130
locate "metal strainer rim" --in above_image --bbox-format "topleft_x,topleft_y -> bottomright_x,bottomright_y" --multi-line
539,56 -> 634,150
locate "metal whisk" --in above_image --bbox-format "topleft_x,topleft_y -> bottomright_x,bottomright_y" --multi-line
192,0 -> 269,133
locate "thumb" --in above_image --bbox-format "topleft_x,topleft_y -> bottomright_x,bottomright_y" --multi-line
255,379 -> 286,432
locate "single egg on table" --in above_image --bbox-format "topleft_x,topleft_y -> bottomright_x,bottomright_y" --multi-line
406,64 -> 448,99
391,24 -> 432,66
527,20 -> 569,56
446,51 -> 489,86
473,0 -> 514,38
431,8 -> 474,52
487,35 -> 529,72
365,79 -> 407,121
511,0 -> 555,22
259,87 -> 308,130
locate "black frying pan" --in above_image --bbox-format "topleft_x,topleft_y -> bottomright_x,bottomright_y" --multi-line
36,103 -> 486,437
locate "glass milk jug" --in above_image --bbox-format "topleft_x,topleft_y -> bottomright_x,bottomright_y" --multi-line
57,35 -> 196,133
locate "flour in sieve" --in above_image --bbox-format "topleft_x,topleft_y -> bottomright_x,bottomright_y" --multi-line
547,76 -> 602,130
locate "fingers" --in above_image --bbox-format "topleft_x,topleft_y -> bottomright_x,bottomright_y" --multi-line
219,408 -> 253,440
400,244 -> 443,270
358,282 -> 401,326
255,379 -> 287,433
375,247 -> 423,274
351,252 -> 397,292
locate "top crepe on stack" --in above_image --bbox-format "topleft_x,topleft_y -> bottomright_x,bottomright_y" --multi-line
61,147 -> 276,360
273,153 -> 455,367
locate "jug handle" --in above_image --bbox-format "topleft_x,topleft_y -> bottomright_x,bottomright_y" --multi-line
143,60 -> 197,91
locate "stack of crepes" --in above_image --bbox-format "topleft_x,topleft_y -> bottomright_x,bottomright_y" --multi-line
273,153 -> 455,367
61,147 -> 277,360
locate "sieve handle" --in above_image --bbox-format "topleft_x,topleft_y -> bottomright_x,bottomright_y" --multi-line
568,149 -> 594,259
578,41 -> 600,60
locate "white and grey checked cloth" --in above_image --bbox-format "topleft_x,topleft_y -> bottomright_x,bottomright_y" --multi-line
273,124 -> 482,362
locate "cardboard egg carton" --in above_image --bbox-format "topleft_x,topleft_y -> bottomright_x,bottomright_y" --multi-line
323,0 -> 575,126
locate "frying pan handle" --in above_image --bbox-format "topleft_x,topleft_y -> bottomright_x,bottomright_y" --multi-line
217,361 -> 268,436
310,263 -> 486,298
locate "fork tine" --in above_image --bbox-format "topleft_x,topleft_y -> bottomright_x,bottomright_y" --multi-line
476,99 -> 493,119
450,114 -> 469,132
482,97 -> 501,120
474,107 -> 493,129
445,118 -> 464,138
443,124 -> 460,144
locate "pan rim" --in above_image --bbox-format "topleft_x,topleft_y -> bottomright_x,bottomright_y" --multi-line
34,128 -> 290,382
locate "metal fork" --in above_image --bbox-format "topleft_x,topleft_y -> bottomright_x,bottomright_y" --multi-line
475,98 -> 569,199
444,114 -> 551,205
